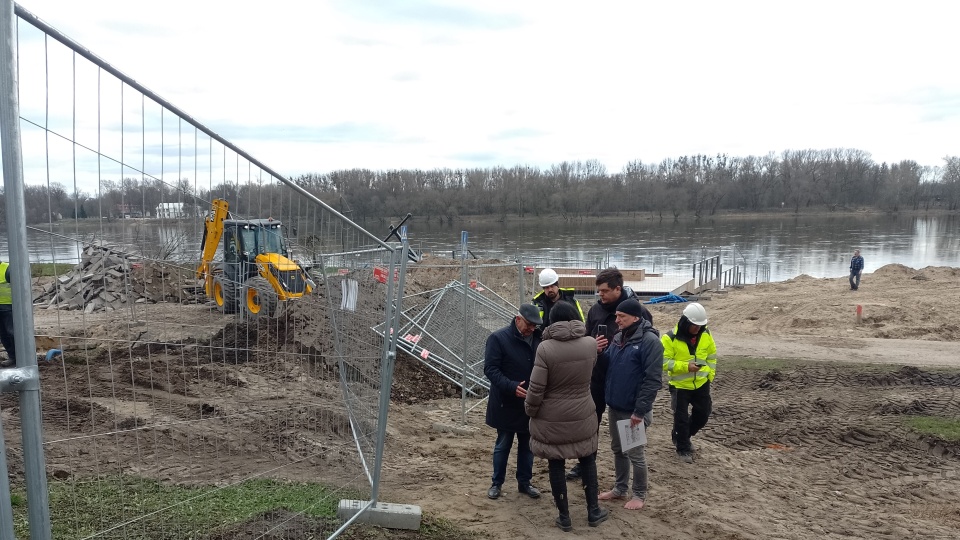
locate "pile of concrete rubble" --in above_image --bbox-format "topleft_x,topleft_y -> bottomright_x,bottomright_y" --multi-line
34,245 -> 203,312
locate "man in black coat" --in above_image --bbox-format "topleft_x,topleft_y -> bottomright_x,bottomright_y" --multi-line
484,304 -> 543,500
568,267 -> 653,480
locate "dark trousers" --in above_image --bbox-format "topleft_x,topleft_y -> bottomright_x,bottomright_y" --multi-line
548,452 -> 598,516
849,271 -> 861,290
0,310 -> 15,363
671,381 -> 712,453
491,429 -> 533,488
548,453 -> 597,485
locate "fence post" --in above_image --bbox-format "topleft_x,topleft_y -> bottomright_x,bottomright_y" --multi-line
460,231 -> 469,425
517,255 -> 525,308
716,250 -> 723,290
0,412 -> 12,540
370,240 -> 409,504
0,0 -> 52,536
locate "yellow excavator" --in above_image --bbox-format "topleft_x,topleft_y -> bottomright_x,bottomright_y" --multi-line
197,199 -> 314,317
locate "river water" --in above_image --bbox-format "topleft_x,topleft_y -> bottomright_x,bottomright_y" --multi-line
5,213 -> 959,283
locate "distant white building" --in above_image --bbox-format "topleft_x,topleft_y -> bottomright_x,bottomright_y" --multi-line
156,202 -> 185,219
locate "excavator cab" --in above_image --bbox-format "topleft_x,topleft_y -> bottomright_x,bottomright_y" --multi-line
198,200 -> 314,318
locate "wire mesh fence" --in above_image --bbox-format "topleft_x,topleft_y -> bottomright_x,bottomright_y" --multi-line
1,3 -> 406,538
374,260 -> 524,424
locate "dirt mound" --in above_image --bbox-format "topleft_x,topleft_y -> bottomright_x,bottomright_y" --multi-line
663,263 -> 960,343
406,255 -> 526,302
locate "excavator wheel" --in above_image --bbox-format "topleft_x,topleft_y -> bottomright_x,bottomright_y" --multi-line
213,275 -> 238,314
242,276 -> 279,318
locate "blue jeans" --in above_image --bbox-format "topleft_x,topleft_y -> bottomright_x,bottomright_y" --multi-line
849,271 -> 861,290
491,429 -> 534,488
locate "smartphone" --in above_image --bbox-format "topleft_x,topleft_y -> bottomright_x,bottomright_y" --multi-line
597,325 -> 607,337
695,359 -> 708,367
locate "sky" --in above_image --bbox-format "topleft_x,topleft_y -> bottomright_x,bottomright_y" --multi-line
8,0 -> 960,186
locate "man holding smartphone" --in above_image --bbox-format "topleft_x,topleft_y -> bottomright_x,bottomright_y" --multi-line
483,304 -> 544,500
662,303 -> 717,464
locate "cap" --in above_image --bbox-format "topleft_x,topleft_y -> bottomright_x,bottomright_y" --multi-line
616,298 -> 644,319
518,303 -> 543,325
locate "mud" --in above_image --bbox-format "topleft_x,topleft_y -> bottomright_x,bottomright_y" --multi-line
2,262 -> 959,539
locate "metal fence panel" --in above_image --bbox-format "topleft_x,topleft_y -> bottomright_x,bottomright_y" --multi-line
0,4 -> 405,538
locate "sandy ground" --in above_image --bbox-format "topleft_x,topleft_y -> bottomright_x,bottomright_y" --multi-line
376,264 -> 960,539
4,263 -> 959,539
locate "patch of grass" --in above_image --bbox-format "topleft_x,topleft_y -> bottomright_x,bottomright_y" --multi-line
13,477 -> 357,539
30,263 -> 71,278
721,356 -> 805,370
722,356 -> 960,375
903,416 -> 960,442
417,515 -> 484,539
12,477 -> 483,540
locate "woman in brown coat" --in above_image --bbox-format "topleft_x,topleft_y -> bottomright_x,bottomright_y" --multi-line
524,302 -> 609,531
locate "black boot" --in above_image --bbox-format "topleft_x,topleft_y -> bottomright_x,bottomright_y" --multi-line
581,455 -> 609,527
565,462 -> 582,481
549,460 -> 572,532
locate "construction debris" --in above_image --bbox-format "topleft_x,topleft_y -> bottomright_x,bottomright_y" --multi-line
34,244 -> 203,312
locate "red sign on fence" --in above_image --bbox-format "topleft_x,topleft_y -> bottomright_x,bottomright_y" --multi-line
373,267 -> 399,284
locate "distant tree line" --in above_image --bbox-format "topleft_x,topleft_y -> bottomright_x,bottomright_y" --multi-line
288,150 -> 959,223
3,149 -> 959,225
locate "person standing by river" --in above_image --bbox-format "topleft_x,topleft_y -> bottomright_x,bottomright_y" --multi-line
849,249 -> 864,290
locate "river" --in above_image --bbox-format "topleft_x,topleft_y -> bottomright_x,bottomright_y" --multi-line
4,213 -> 959,283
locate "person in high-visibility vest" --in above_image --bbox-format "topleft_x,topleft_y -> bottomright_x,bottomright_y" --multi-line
0,261 -> 16,368
532,268 -> 584,327
662,302 -> 717,464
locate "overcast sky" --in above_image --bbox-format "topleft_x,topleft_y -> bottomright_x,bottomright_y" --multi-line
11,0 -> 960,181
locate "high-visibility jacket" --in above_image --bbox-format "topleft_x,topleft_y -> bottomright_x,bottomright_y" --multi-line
0,262 -> 11,306
532,288 -> 584,326
662,324 -> 717,390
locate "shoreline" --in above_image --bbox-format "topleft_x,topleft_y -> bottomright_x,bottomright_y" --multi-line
388,207 -> 956,226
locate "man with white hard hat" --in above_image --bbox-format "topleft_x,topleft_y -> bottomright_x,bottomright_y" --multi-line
661,302 -> 717,464
532,268 -> 584,327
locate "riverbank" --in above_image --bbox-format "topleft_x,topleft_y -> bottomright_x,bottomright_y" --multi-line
398,206 -> 957,227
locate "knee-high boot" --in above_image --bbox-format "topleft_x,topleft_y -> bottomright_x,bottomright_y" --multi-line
548,460 -> 572,532
581,455 -> 609,527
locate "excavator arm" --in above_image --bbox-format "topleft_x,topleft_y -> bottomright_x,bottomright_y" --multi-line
196,199 -> 230,292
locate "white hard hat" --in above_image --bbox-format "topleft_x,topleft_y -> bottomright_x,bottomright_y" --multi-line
683,302 -> 708,325
539,268 -> 559,287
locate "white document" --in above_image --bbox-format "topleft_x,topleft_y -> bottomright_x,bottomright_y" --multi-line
616,418 -> 647,451
340,278 -> 358,311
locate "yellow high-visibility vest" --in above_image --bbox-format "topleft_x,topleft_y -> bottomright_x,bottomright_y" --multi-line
662,325 -> 717,390
0,262 -> 11,305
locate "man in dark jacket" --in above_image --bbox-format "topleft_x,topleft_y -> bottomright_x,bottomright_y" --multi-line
568,267 -> 653,480
597,298 -> 662,510
484,304 -> 544,500
849,249 -> 864,290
